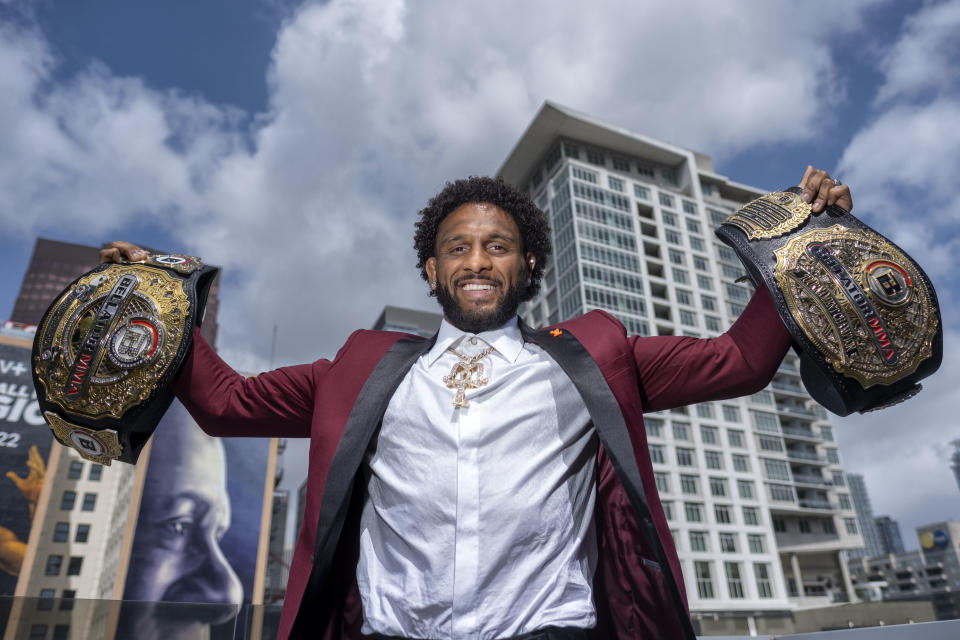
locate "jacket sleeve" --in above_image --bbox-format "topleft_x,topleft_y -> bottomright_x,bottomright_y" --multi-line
630,287 -> 792,412
172,326 -> 330,438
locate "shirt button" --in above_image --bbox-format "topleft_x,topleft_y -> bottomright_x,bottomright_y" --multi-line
470,337 -> 478,345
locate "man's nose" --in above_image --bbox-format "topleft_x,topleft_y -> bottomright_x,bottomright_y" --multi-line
165,534 -> 244,617
464,245 -> 492,272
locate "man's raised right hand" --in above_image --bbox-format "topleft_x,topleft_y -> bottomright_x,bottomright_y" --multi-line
99,241 -> 148,264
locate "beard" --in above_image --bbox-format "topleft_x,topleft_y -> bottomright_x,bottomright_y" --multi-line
435,277 -> 525,334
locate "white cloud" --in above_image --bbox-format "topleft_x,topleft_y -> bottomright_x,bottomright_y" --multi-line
874,0 -> 960,104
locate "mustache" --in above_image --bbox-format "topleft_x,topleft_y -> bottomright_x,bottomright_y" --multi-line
453,276 -> 501,287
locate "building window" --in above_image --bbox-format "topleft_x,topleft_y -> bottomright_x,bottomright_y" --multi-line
662,501 -> 674,521
60,491 -> 76,511
732,454 -> 750,472
29,625 -> 47,640
648,444 -> 665,464
719,532 -> 737,553
799,519 -> 812,534
704,450 -> 723,470
679,309 -> 696,326
714,504 -> 733,524
839,494 -> 853,510
764,459 -> 791,481
826,448 -> 840,464
689,236 -> 705,252
60,591 -> 75,611
820,425 -> 834,441
645,418 -> 664,438
671,267 -> 689,283
738,480 -> 755,500
748,534 -> 766,553
89,464 -> 103,481
45,554 -> 63,576
634,184 -> 650,200
823,518 -> 837,534
699,425 -> 718,444
75,524 -> 90,543
67,556 -> 83,576
832,471 -> 846,487
697,274 -> 714,290
845,518 -> 858,535
53,625 -> 70,640
659,192 -> 675,209
665,229 -> 682,245
685,503 -> 704,523
773,517 -> 787,533
654,472 -> 670,493
682,200 -> 697,215
67,461 -> 83,480
672,422 -> 690,441
743,507 -> 760,526
686,218 -> 702,234
81,493 -> 97,512
608,176 -> 624,192
725,562 -> 745,598
755,563 -> 774,598
727,429 -> 745,448
695,561 -> 715,598
612,155 -> 631,172
668,248 -> 685,265
722,405 -> 740,422
709,477 -> 728,497
676,289 -> 693,306
696,403 -> 715,419
769,484 -> 795,502
586,149 -> 605,166
676,447 -> 695,467
689,531 -> 708,552
758,435 -> 784,452
53,522 -> 69,543
752,411 -> 780,432
38,588 -> 55,610
680,474 -> 699,495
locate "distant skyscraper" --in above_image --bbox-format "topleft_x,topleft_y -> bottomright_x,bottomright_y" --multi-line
875,515 -> 905,554
499,102 -> 863,632
847,474 -> 884,558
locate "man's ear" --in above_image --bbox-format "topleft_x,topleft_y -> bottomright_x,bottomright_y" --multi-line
525,253 -> 536,274
425,256 -> 437,286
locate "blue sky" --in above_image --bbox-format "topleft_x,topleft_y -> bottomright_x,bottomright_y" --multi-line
1,0 -> 958,548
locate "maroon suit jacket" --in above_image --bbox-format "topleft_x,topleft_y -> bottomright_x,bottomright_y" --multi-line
174,289 -> 790,640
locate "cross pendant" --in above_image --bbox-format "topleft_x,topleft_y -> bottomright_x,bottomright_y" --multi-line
442,360 -> 489,408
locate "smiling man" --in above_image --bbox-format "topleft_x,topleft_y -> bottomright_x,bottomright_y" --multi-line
102,168 -> 851,640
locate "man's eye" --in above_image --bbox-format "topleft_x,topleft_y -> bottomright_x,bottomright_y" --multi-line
164,517 -> 194,536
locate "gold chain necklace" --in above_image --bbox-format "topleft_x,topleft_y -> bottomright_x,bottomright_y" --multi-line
442,345 -> 495,408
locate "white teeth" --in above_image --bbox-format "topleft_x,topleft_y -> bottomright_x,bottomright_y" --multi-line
462,283 -> 494,291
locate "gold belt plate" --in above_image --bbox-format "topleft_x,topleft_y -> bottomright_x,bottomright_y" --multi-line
774,225 -> 938,388
34,264 -> 191,420
724,190 -> 812,240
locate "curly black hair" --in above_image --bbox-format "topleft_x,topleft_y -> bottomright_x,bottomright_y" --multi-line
414,176 -> 551,302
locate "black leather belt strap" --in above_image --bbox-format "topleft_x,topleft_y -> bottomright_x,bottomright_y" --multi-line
716,187 -> 942,415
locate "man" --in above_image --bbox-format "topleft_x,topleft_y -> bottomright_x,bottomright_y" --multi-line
120,402 -> 244,640
102,167 -> 851,640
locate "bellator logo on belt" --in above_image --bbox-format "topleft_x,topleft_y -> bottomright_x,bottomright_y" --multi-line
774,225 -> 937,389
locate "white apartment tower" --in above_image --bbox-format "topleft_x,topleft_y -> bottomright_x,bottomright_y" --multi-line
500,103 -> 864,635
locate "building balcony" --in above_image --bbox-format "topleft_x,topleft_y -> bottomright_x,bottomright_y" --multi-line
798,498 -> 838,510
771,380 -> 807,395
776,403 -> 818,418
792,473 -> 831,486
781,426 -> 824,442
786,449 -> 828,464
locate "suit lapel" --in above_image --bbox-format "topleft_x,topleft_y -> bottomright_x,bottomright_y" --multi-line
521,320 -> 696,640
310,334 -> 436,574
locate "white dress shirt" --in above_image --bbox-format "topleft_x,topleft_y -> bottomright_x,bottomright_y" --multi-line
357,317 -> 598,639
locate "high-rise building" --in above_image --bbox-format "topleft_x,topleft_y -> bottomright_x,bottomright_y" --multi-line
875,515 -> 906,555
847,474 -> 885,559
499,102 -> 864,634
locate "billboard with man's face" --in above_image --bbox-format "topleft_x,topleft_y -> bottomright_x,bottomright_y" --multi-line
120,400 -> 272,639
0,332 -> 54,596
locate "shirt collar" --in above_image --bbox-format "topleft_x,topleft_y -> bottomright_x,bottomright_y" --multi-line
427,316 -> 524,365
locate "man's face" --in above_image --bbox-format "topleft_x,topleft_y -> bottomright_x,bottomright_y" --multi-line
124,412 -> 243,628
425,202 -> 535,333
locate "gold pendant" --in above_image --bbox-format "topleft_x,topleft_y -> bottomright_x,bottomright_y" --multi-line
442,346 -> 493,408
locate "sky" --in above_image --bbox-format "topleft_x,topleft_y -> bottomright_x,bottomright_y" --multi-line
1,0 -> 958,551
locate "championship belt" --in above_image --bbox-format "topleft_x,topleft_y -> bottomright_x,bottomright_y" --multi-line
716,188 -> 942,416
32,254 -> 219,464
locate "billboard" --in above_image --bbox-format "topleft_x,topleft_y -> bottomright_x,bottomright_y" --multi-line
0,332 -> 54,596
119,400 -> 272,639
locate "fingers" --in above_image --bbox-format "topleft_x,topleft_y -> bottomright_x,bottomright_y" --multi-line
99,241 -> 148,264
798,166 -> 852,213
5,471 -> 25,492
